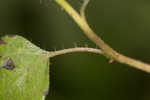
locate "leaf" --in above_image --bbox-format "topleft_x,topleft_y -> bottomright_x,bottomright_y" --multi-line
0,35 -> 49,100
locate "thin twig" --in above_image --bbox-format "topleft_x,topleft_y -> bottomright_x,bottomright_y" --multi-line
54,0 -> 150,73
80,0 -> 89,21
48,47 -> 102,58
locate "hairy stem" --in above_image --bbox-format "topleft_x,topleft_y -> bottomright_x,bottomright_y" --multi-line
54,0 -> 150,73
48,47 -> 102,58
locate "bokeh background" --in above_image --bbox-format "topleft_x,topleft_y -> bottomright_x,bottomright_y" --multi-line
0,0 -> 150,100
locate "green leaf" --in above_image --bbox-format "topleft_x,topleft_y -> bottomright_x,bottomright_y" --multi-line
0,35 -> 49,100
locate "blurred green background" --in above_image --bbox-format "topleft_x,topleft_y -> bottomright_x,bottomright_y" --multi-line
0,0 -> 150,100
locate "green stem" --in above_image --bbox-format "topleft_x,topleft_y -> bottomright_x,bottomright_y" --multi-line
54,0 -> 150,73
48,47 -> 102,58
80,0 -> 89,21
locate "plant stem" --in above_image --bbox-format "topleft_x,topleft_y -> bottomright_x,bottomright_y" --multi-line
80,0 -> 89,21
54,0 -> 150,73
48,47 -> 102,58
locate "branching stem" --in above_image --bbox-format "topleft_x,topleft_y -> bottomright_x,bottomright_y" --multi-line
54,0 -> 150,73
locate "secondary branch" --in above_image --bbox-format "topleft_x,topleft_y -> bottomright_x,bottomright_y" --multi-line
54,0 -> 150,73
